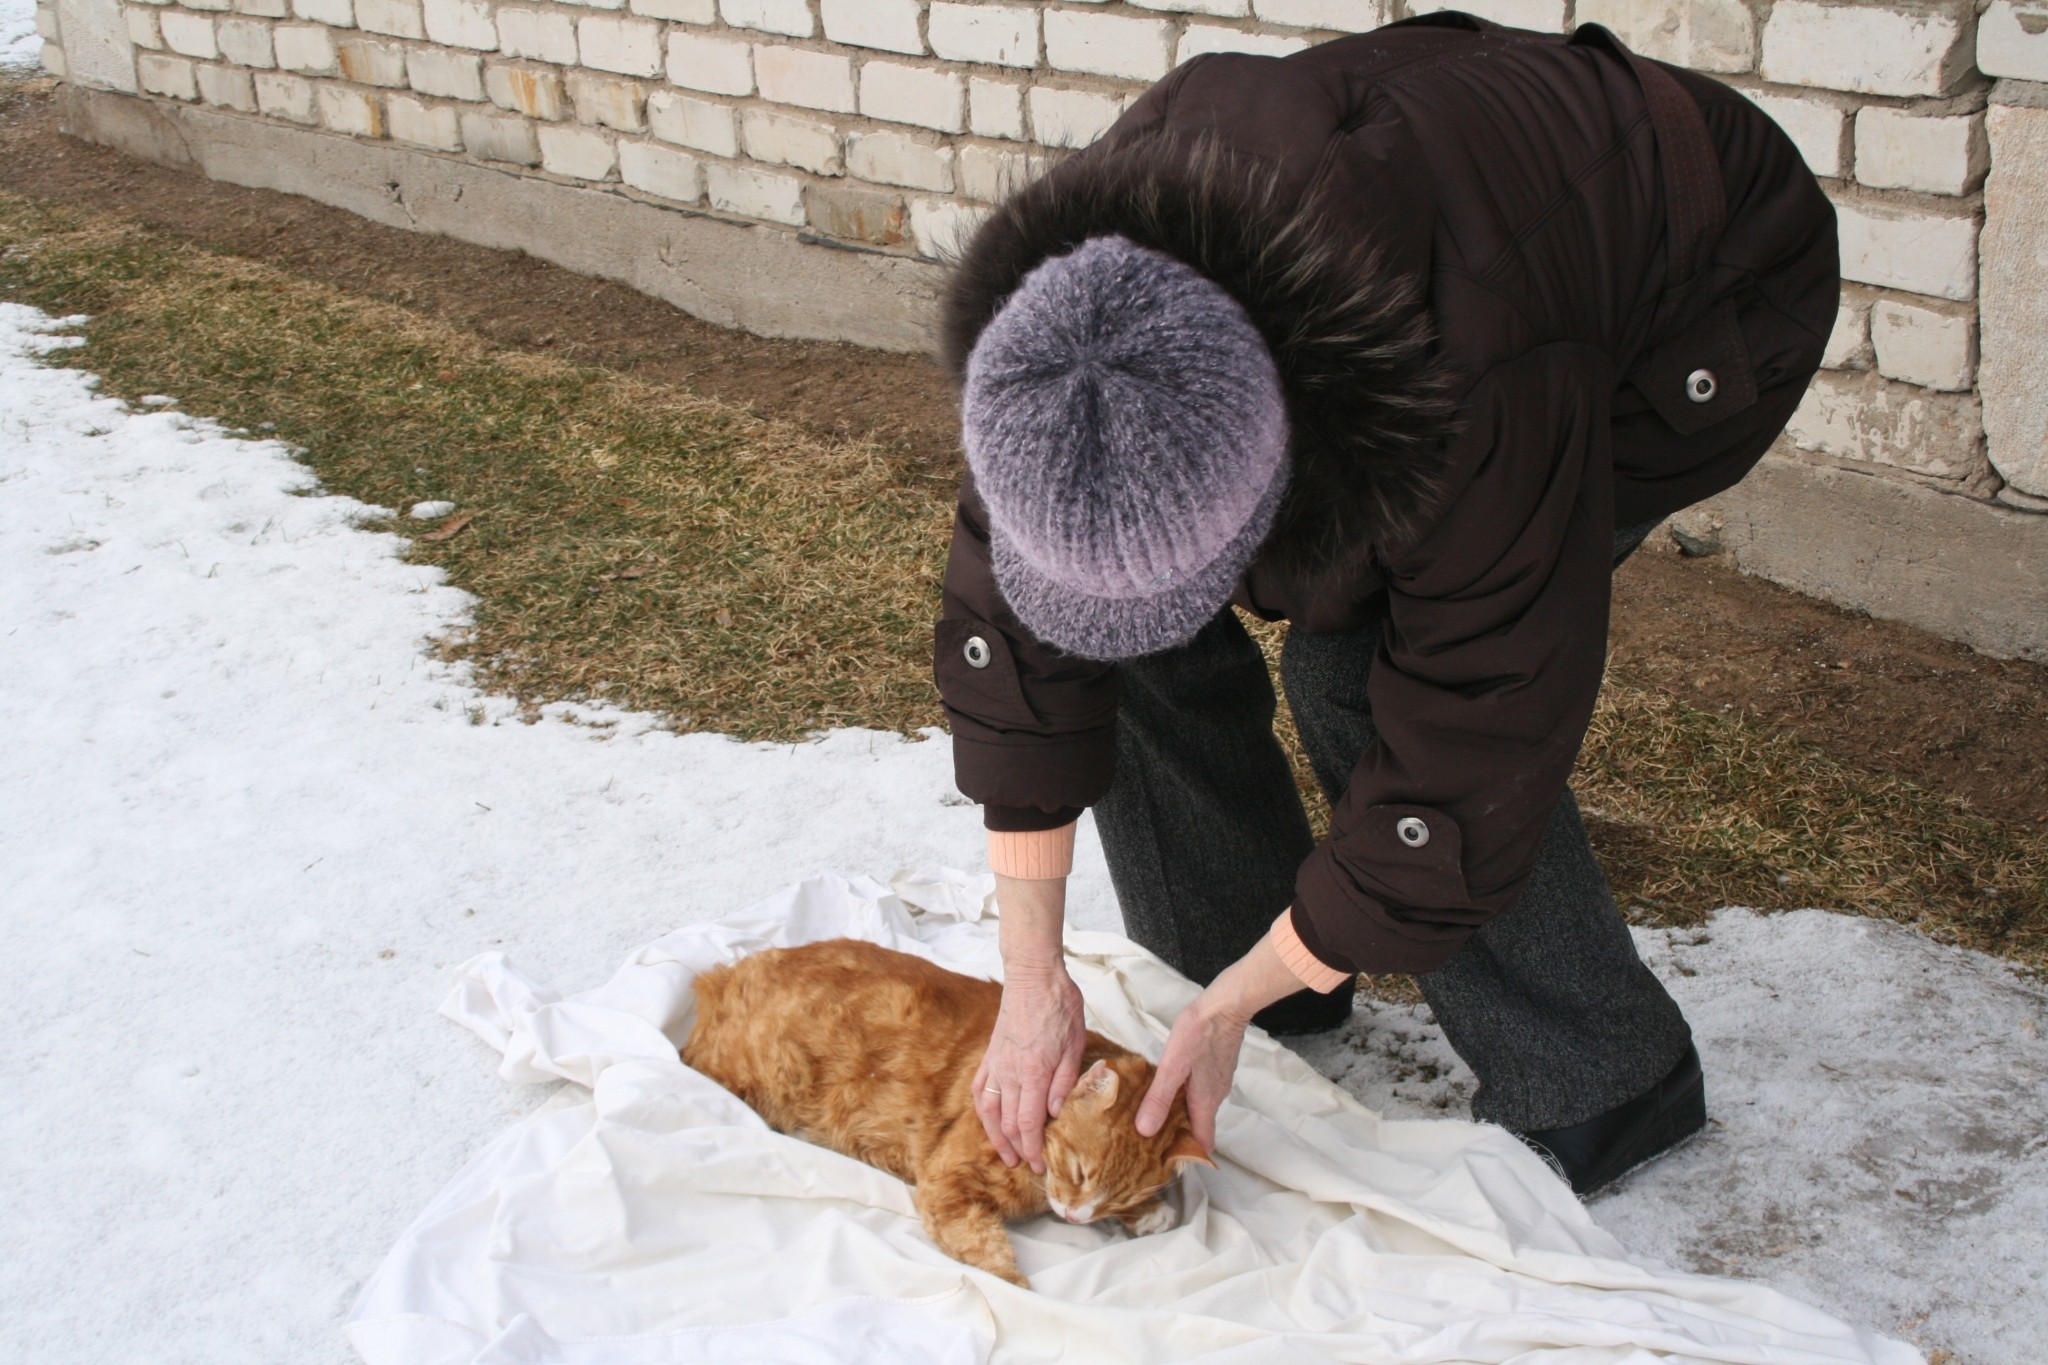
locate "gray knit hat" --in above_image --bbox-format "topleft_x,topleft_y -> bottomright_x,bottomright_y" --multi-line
961,234 -> 1289,661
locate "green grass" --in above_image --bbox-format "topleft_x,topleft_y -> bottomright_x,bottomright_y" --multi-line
2,187 -> 2041,973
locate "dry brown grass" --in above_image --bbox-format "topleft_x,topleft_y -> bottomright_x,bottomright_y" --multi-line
3,187 -> 2042,974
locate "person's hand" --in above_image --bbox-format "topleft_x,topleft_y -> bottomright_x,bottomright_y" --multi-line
1136,924 -> 1306,1150
973,966 -> 1087,1171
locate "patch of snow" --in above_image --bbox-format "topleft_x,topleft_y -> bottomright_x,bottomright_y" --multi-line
0,0 -> 41,73
408,498 -> 457,520
1,299 -> 2040,1364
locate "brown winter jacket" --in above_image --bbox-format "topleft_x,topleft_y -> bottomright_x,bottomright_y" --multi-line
933,14 -> 1839,978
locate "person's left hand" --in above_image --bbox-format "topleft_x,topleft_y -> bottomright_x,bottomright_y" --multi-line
1135,925 -> 1306,1150
1133,985 -> 1251,1151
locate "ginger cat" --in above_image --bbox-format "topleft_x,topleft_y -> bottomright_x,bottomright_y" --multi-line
684,938 -> 1211,1288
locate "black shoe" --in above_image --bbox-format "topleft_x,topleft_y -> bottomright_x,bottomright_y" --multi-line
1252,983 -> 1354,1037
1512,1043 -> 1706,1197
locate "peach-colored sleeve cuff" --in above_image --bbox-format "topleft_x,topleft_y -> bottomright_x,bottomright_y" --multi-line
1270,909 -> 1352,993
988,823 -> 1078,880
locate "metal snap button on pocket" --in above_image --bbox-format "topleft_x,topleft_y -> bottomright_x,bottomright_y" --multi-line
963,635 -> 992,670
1685,369 -> 1717,404
1396,816 -> 1430,848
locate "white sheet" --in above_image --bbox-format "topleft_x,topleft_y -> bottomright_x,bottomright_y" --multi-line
349,870 -> 1922,1365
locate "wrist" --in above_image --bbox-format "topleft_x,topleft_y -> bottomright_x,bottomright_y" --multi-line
1204,935 -> 1305,1025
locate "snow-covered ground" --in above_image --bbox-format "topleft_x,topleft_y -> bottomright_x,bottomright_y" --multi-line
0,300 -> 2041,1364
0,0 -> 42,73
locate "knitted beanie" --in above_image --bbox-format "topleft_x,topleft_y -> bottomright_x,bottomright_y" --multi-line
961,234 -> 1289,661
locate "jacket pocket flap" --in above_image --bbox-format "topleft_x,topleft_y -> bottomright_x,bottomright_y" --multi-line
1331,803 -> 1470,910
934,617 -> 1041,730
1628,298 -> 1759,437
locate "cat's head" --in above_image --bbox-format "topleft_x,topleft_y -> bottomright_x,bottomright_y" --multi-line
1041,1056 -> 1212,1225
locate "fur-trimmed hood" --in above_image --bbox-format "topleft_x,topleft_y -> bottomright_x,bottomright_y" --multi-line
939,131 -> 1459,575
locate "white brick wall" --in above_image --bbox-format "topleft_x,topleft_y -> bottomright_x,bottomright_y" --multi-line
820,0 -> 920,55
1760,0 -> 1974,97
1835,199 -> 1979,303
666,31 -> 751,95
1854,109 -> 1988,197
930,2 -> 1039,67
497,8 -> 576,66
861,60 -> 965,133
1044,9 -> 1171,81
95,0 -> 2029,506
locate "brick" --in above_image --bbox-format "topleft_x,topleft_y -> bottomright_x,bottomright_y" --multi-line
1978,103 -> 2048,495
355,0 -> 423,39
291,0 -> 353,27
567,71 -> 646,130
183,0 -> 231,11
454,109 -> 534,163
497,7 -> 576,65
646,90 -> 738,155
408,46 -> 483,99
125,6 -> 163,47
423,0 -> 494,50
273,23 -> 336,72
198,61 -> 259,107
619,139 -> 702,202
1978,1 -> 2048,81
1408,0 -> 1564,32
929,2 -> 1037,66
1760,0 -> 1974,97
37,44 -> 66,79
740,106 -> 841,173
1575,0 -> 1753,74
629,0 -> 713,17
538,123 -> 616,178
1134,0 -> 1248,15
1834,198 -> 1978,302
1854,109 -> 1988,197
137,51 -> 199,97
958,143 -> 1035,202
1871,298 -> 1977,392
579,15 -> 660,76
719,0 -> 810,37
968,76 -> 1025,140
705,161 -> 807,224
387,93 -> 462,148
803,183 -> 907,245
860,61 -> 964,133
1746,91 -> 1846,180
254,68 -> 317,119
159,11 -> 220,59
753,44 -> 853,112
1821,295 -> 1873,371
1028,86 -> 1122,149
846,129 -> 953,192
909,197 -> 988,259
337,35 -> 406,85
317,83 -> 384,136
1253,0 -> 1380,29
233,0 -> 289,17
486,62 -> 567,119
1785,370 -> 1985,480
665,31 -> 751,95
1044,9 -> 1171,81
821,0 -> 921,54
1177,24 -> 1309,61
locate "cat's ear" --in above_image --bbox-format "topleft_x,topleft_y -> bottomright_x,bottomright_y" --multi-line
1069,1060 -> 1120,1108
1166,1131 -> 1215,1170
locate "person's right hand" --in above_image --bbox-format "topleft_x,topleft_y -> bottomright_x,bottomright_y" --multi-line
973,965 -> 1087,1172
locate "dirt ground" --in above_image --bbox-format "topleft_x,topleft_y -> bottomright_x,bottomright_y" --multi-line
2,84 -> 2042,828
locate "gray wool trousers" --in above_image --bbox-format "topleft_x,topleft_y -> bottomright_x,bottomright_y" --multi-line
1092,522 -> 1693,1133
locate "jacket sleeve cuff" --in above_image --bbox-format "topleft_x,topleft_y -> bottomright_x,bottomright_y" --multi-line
988,824 -> 1077,881
982,802 -> 1086,833
1272,908 -> 1354,993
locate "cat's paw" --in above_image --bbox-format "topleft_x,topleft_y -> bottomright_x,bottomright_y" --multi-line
1125,1200 -> 1178,1237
